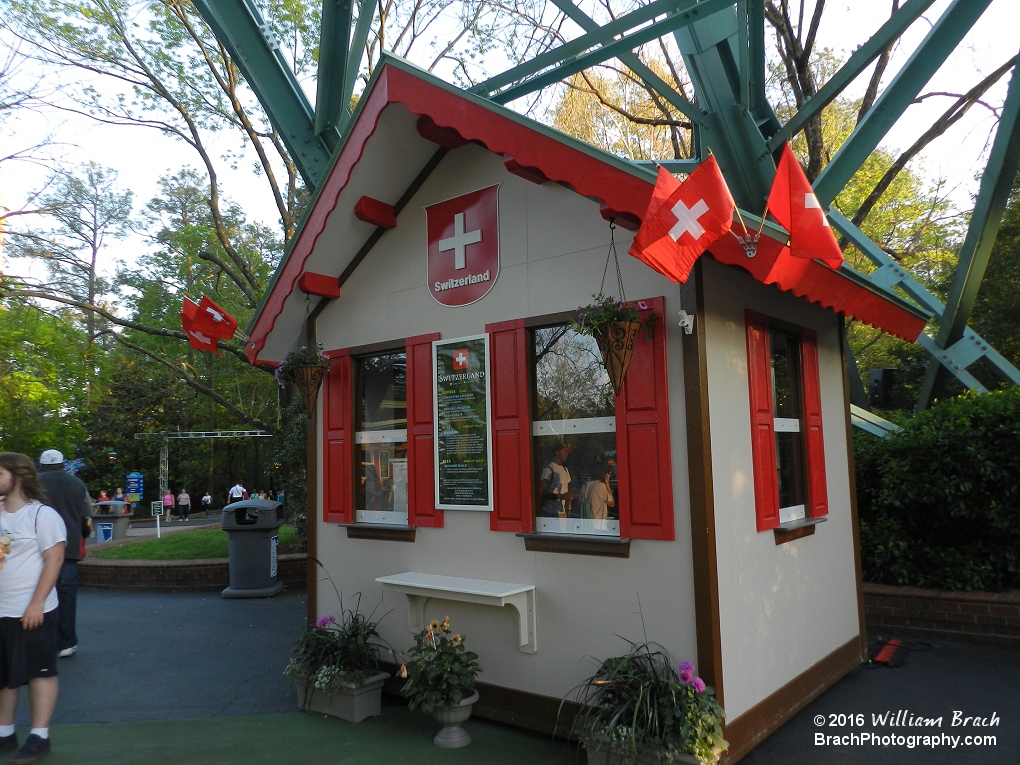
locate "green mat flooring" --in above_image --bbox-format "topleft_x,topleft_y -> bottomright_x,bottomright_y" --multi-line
33,704 -> 578,765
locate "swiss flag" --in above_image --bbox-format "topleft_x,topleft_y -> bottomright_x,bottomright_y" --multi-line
180,297 -> 220,355
767,144 -> 844,270
193,295 -> 239,339
628,157 -> 736,283
453,349 -> 469,370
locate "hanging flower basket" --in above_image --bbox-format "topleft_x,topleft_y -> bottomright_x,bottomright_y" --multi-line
275,346 -> 330,413
572,294 -> 655,397
594,321 -> 642,397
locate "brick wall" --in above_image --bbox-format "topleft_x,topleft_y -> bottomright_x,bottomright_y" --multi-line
864,583 -> 1020,648
79,553 -> 307,592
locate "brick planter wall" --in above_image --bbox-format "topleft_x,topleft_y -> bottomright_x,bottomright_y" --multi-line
79,553 -> 307,593
864,583 -> 1020,648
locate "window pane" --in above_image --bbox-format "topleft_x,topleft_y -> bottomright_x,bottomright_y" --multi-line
532,326 -> 618,537
775,429 -> 805,513
355,352 -> 408,524
769,330 -> 801,419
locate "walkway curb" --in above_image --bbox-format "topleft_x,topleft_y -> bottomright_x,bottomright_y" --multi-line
79,552 -> 307,592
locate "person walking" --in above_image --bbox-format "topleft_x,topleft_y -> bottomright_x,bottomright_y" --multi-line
0,452 -> 67,764
161,491 -> 174,522
201,492 -> 212,517
227,483 -> 246,505
176,489 -> 191,522
36,450 -> 91,659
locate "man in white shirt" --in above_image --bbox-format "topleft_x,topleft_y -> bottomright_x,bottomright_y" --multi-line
0,452 -> 67,764
227,483 -> 246,504
538,442 -> 577,517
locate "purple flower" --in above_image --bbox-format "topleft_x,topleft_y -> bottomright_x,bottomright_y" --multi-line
679,668 -> 693,684
692,677 -> 706,693
678,661 -> 695,677
638,300 -> 649,310
315,615 -> 336,629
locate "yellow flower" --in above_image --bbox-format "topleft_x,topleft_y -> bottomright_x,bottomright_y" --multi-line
400,664 -> 408,678
452,634 -> 462,646
429,619 -> 441,630
442,617 -> 450,629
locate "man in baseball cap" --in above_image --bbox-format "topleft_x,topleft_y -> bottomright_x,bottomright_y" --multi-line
36,451 -> 91,660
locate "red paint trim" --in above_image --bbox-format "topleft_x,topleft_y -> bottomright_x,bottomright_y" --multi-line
297,272 -> 341,299
503,156 -> 547,184
406,332 -> 443,528
416,114 -> 469,149
322,350 -> 353,524
354,196 -> 397,229
745,312 -> 780,532
800,331 -> 828,518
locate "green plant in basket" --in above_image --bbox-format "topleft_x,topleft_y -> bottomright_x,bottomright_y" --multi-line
565,642 -> 727,764
571,293 -> 656,339
284,595 -> 383,692
274,344 -> 329,389
398,617 -> 481,714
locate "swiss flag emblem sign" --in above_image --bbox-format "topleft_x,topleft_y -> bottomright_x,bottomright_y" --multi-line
426,184 -> 500,306
453,348 -> 470,370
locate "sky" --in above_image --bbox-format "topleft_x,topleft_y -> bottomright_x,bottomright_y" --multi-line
1,0 -> 1018,280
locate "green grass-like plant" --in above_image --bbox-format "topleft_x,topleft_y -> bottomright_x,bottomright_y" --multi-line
564,642 -> 727,764
92,525 -> 296,560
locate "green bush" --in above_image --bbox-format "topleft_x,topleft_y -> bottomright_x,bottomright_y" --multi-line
855,388 -> 1020,591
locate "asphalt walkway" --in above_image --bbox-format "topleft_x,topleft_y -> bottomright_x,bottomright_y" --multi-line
6,589 -> 1016,764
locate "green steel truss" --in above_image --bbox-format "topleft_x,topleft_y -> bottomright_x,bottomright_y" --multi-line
189,0 -> 1020,411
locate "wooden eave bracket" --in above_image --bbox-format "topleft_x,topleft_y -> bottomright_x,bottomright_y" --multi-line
297,272 -> 341,299
376,572 -> 537,653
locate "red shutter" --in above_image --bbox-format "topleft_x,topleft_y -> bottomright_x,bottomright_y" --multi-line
617,297 -> 674,540
406,333 -> 443,528
799,331 -> 828,518
322,350 -> 353,524
745,312 -> 779,531
487,319 -> 534,533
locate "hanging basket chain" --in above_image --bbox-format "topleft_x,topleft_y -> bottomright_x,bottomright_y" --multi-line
599,219 -> 627,303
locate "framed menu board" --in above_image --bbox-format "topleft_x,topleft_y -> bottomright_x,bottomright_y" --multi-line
433,335 -> 492,511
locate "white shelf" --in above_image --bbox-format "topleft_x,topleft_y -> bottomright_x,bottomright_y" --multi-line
376,572 -> 537,653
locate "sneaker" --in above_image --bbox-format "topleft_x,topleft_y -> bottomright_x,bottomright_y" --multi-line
0,733 -> 17,753
11,734 -> 50,764
58,646 -> 77,658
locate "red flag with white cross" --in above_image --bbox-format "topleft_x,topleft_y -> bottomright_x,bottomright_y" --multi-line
193,295 -> 239,339
180,297 -> 221,355
426,184 -> 500,307
628,158 -> 736,283
767,143 -> 844,270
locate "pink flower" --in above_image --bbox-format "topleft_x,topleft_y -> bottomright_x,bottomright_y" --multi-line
638,301 -> 649,310
692,677 -> 706,693
678,661 -> 695,684
315,615 -> 336,628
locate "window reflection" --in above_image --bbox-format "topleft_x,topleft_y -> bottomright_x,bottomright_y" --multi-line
354,352 -> 408,524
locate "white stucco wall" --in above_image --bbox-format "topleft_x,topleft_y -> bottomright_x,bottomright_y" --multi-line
310,142 -> 699,701
700,257 -> 860,720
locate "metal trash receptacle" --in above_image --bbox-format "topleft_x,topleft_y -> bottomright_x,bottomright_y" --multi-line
92,502 -> 131,542
220,498 -> 286,598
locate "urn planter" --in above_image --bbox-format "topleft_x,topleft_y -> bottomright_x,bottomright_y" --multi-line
431,689 -> 480,748
291,364 -> 329,413
295,671 -> 389,723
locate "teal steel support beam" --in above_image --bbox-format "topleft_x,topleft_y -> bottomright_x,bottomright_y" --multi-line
191,0 -> 333,188
813,0 -> 992,207
917,54 -> 1020,409
767,0 -> 938,151
737,0 -> 771,129
315,0 -> 355,137
542,0 -> 706,131
339,0 -> 378,132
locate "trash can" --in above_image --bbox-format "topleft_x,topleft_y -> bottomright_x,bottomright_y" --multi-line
92,502 -> 131,542
221,499 -> 286,599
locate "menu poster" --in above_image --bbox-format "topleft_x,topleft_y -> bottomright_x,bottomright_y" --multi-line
433,335 -> 492,511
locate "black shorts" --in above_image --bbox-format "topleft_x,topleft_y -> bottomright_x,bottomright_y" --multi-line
0,611 -> 59,688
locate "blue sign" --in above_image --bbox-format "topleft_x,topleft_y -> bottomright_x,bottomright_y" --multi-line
97,523 -> 114,543
126,471 -> 143,503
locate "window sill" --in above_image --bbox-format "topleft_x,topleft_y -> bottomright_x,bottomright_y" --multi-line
517,533 -> 631,558
340,523 -> 416,542
773,516 -> 826,545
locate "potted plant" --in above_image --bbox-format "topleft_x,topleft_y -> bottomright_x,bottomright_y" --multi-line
572,294 -> 655,396
398,617 -> 482,748
274,344 -> 330,413
284,598 -> 389,723
564,642 -> 727,764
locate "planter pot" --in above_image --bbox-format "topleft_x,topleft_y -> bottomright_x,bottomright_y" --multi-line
584,738 -> 700,765
431,689 -> 480,748
295,671 -> 389,723
291,364 -> 329,414
595,321 -> 642,396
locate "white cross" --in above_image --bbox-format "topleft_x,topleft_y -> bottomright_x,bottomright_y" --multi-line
439,212 -> 482,270
190,330 -> 212,345
669,198 -> 710,241
804,192 -> 827,221
204,306 -> 225,323
455,350 -> 468,367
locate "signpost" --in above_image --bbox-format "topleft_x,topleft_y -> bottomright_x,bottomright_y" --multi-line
433,335 -> 492,510
126,471 -> 143,505
151,500 -> 164,538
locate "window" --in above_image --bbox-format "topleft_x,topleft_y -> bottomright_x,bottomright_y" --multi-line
746,312 -> 828,532
532,325 -> 618,537
486,297 -> 674,542
354,352 -> 408,525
